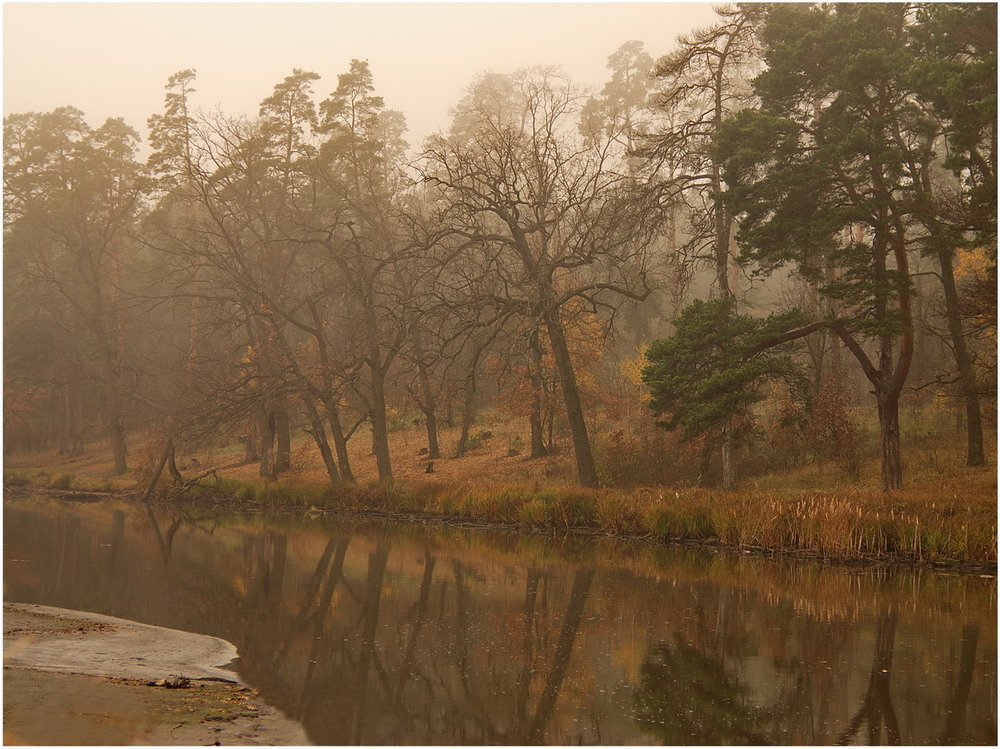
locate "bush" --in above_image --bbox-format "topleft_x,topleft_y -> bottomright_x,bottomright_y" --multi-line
760,385 -> 871,479
465,429 -> 494,452
595,426 -> 699,487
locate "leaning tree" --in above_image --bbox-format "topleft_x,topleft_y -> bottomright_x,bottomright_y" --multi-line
421,68 -> 663,488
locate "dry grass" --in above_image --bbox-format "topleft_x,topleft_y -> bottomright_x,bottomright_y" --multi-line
5,420 -> 996,566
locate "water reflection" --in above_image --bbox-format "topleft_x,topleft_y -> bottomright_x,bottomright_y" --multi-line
3,497 -> 996,745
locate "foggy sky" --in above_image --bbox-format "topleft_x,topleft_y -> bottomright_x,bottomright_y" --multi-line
3,2 -> 719,148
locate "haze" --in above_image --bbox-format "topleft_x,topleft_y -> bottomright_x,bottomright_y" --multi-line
3,2 -> 719,145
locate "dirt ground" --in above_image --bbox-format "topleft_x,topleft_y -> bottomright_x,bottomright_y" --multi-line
3,603 -> 310,746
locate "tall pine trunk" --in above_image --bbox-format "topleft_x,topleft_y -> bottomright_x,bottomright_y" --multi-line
877,393 -> 904,491
937,247 -> 985,467
720,422 -> 737,491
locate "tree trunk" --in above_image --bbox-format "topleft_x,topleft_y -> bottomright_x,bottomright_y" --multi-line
256,405 -> 275,480
69,373 -> 84,456
325,403 -> 356,483
424,411 -> 441,461
544,312 -> 599,488
313,430 -> 341,485
106,408 -> 128,475
937,248 -> 985,467
59,374 -> 85,456
877,391 -> 903,491
303,400 -> 342,486
369,349 -> 393,481
412,331 -> 441,459
528,329 -> 548,459
95,345 -> 129,475
141,438 -> 174,501
454,373 -> 477,459
59,381 -> 70,455
720,421 -> 737,491
244,420 -> 260,463
274,401 -> 291,475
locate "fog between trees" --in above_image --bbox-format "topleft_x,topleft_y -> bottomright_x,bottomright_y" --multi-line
4,4 -> 995,492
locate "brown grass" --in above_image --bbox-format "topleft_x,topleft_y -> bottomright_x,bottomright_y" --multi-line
5,420 -> 996,566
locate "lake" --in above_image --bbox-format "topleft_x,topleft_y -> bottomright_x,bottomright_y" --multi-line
3,496 -> 996,745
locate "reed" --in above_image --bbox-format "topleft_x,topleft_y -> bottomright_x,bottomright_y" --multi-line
281,479 -> 995,565
5,464 -> 995,565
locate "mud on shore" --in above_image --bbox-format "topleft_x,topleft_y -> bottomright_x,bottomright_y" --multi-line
3,603 -> 309,746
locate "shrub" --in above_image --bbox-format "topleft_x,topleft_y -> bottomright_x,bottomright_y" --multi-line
466,429 -> 494,452
595,426 -> 696,488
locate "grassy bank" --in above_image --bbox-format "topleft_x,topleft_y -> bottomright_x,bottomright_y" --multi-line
6,460 -> 996,567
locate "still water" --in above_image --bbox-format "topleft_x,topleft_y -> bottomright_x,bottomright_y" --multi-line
3,496 -> 996,745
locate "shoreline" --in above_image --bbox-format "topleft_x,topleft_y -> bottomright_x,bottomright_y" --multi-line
8,480 -> 996,575
4,475 -> 997,573
3,602 -> 310,746
172,494 -> 1000,576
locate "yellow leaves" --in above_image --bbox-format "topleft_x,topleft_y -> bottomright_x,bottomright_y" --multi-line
953,246 -> 992,284
620,343 -> 648,388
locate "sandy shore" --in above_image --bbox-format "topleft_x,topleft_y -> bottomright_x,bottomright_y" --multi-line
3,602 -> 310,745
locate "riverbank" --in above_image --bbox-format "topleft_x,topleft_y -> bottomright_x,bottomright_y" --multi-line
6,474 -> 997,573
5,438 -> 997,568
3,603 -> 310,745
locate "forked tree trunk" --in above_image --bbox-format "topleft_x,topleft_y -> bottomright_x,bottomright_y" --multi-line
544,311 -> 599,489
325,403 -> 356,483
310,417 -> 343,486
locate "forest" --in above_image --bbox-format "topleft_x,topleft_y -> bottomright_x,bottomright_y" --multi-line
4,3 -> 996,503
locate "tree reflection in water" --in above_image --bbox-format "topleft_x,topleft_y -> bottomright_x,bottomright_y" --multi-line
634,635 -> 774,744
837,612 -> 900,745
2,501 -> 996,746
